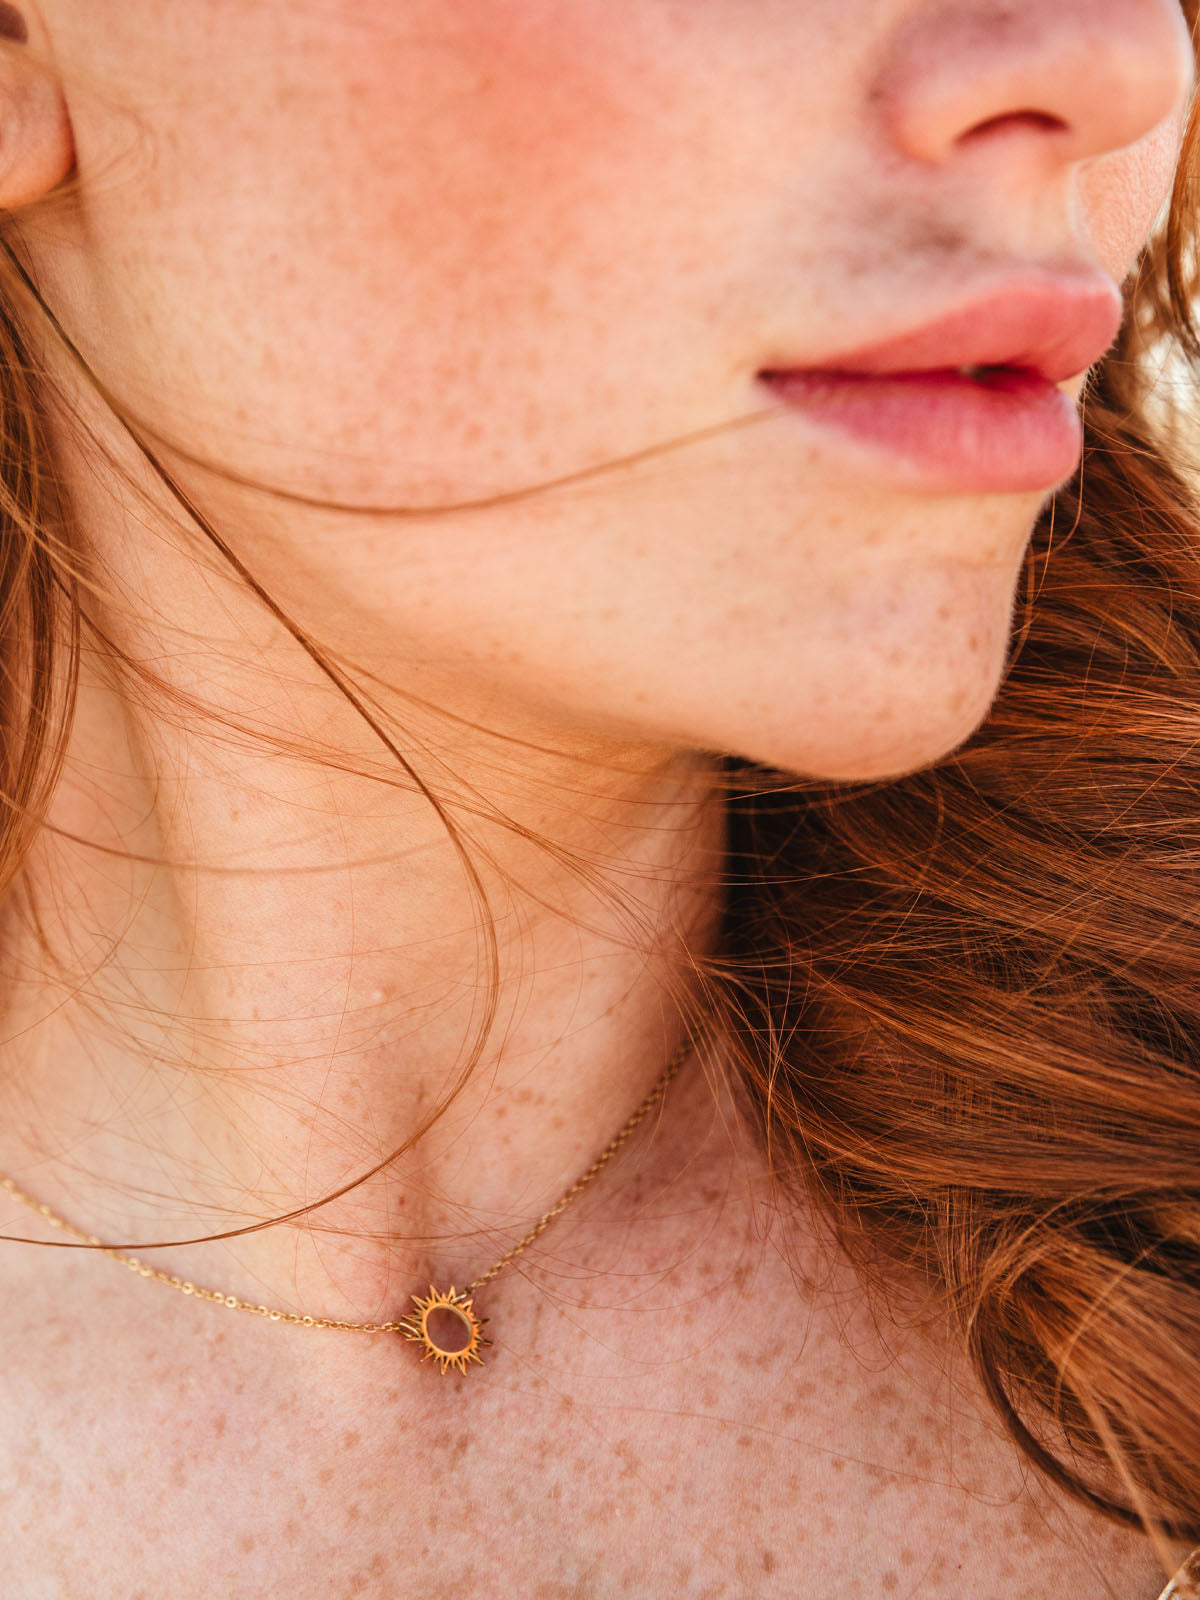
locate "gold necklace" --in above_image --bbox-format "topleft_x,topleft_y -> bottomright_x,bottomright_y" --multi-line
0,1022 -> 701,1376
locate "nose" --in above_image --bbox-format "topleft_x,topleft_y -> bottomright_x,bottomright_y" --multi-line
874,0 -> 1195,166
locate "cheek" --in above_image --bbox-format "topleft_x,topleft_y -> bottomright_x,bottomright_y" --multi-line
1078,108 -> 1188,278
52,0 -> 708,498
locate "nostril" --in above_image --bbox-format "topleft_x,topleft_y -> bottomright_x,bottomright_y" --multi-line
873,0 -> 1194,169
960,108 -> 1071,144
0,3 -> 27,45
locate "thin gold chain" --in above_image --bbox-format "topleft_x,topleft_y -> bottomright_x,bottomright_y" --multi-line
0,1022 -> 701,1334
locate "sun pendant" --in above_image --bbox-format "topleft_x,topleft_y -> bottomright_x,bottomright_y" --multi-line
398,1285 -> 491,1375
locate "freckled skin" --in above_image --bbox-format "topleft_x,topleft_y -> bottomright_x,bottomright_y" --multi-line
23,0 -> 1194,783
0,1144 -> 1176,1598
0,3 -> 1194,1597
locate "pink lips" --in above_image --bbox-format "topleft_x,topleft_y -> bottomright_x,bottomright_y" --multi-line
758,276 -> 1124,494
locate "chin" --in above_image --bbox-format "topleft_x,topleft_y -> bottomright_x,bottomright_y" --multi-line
727,638 -> 1011,786
742,716 -> 991,785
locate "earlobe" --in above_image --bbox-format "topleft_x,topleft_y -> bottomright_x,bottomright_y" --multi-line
0,5 -> 74,211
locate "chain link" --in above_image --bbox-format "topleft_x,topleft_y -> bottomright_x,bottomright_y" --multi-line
0,1020 -> 701,1333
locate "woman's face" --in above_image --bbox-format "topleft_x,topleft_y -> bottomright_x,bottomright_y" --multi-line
26,0 -> 1196,779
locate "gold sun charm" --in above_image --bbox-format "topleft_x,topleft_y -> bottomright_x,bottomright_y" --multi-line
398,1285 -> 491,1375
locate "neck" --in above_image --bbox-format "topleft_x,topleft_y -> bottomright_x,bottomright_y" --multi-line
0,411 -> 735,1337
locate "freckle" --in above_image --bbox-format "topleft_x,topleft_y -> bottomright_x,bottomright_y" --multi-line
883,1572 -> 899,1592
343,1429 -> 360,1450
736,1433 -> 753,1448
212,1411 -> 227,1438
761,1549 -> 778,1573
237,1533 -> 256,1556
900,1547 -> 917,1567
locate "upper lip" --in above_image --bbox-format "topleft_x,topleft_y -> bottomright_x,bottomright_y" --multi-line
761,273 -> 1125,385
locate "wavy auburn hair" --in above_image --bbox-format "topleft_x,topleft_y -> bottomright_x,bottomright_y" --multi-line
0,5 -> 1198,1566
716,25 -> 1200,1550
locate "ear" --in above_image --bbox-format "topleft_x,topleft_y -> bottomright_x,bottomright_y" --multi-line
0,4 -> 74,211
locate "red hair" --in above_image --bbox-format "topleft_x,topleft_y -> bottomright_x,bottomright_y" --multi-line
0,5 -> 1197,1561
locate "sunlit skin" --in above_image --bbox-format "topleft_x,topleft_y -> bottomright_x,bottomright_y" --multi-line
0,1 -> 1194,1593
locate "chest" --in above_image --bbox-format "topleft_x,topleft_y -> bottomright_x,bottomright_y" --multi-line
0,1261 -> 1172,1600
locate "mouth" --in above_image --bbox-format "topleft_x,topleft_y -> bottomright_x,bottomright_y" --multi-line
757,275 -> 1123,495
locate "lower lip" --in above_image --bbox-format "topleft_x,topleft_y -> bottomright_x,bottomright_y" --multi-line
758,367 -> 1082,494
